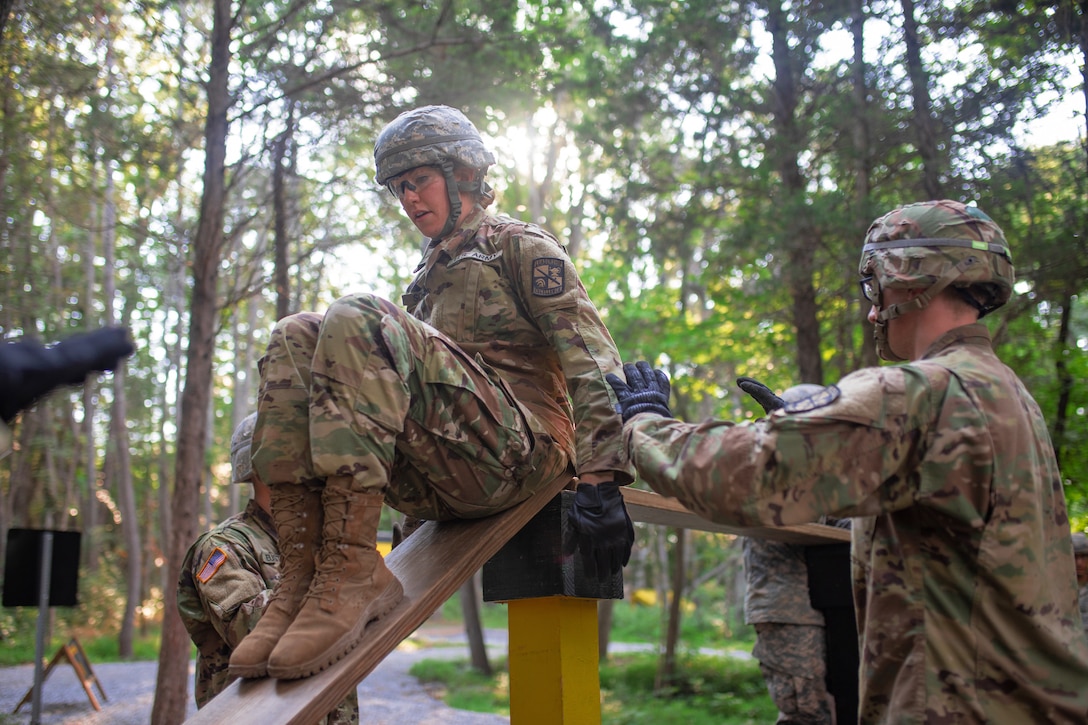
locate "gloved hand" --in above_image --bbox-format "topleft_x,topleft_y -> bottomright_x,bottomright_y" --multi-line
563,482 -> 634,582
606,361 -> 672,423
736,376 -> 784,414
0,327 -> 134,423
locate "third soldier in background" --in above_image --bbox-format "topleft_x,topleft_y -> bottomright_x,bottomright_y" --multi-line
743,385 -> 834,725
177,413 -> 359,722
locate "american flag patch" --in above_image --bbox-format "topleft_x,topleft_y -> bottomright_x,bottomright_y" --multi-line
197,547 -> 228,583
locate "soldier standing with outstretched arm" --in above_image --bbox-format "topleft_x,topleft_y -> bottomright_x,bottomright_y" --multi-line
607,201 -> 1088,722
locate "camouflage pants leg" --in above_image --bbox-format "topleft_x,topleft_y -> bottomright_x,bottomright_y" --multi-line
252,312 -> 324,487
753,623 -> 833,725
256,293 -> 570,518
321,692 -> 360,725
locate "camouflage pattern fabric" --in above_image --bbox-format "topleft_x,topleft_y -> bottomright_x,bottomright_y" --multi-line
0,420 -> 9,460
861,199 -> 1013,304
177,500 -> 359,723
624,323 -> 1088,722
744,539 -> 830,724
743,538 -> 824,625
252,205 -> 632,517
753,623 -> 832,725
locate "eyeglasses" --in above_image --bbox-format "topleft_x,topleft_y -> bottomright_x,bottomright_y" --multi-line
387,168 -> 442,201
859,276 -> 879,304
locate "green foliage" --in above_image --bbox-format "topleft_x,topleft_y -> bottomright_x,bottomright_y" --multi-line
600,652 -> 777,725
409,656 -> 511,715
0,553 -> 168,666
2,0 -> 1086,671
408,651 -> 776,724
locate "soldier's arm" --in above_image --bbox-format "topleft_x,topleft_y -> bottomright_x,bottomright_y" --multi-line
510,229 -> 633,483
190,534 -> 273,649
623,366 -> 935,526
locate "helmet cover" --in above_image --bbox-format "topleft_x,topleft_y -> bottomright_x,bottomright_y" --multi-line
230,412 -> 258,484
858,200 -> 1014,313
374,105 -> 495,185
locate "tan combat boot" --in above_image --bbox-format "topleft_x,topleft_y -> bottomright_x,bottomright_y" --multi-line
267,479 -> 404,679
229,484 -> 322,678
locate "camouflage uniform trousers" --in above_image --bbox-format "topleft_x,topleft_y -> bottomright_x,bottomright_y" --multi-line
252,293 -> 571,518
753,622 -> 833,725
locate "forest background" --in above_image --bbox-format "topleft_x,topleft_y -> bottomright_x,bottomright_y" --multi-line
1,0 -> 1086,721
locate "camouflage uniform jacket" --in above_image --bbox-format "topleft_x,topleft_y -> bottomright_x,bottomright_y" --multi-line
743,537 -> 824,626
177,500 -> 280,707
402,206 -> 633,482
625,323 -> 1088,722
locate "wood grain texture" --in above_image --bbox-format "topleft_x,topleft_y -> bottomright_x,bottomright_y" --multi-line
620,487 -> 850,545
185,482 -> 848,724
184,473 -> 572,725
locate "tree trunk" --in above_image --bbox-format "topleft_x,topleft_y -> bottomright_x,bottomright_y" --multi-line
460,572 -> 491,675
1052,291 -> 1074,469
273,105 -> 293,321
655,527 -> 685,692
900,0 -> 942,198
82,190 -> 100,571
597,599 -> 614,662
850,0 -> 880,369
151,0 -> 233,719
767,0 -> 824,384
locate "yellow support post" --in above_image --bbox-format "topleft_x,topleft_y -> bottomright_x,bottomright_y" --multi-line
508,596 -> 601,725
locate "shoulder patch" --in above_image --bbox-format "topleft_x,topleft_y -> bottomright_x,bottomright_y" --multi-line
196,547 -> 228,583
532,257 -> 565,297
782,385 -> 841,414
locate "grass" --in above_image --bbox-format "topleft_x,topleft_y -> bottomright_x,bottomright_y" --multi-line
419,595 -> 769,722
410,650 -> 776,724
0,612 -> 167,667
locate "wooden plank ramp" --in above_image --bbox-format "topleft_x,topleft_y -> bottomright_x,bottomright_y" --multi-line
184,473 -> 572,725
185,483 -> 847,724
620,487 -> 850,545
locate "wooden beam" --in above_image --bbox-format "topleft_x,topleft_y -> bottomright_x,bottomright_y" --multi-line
186,482 -> 847,724
621,487 -> 850,545
184,473 -> 572,725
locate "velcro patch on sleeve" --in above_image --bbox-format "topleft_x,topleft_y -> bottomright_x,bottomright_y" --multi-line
782,385 -> 841,414
532,257 -> 565,297
196,547 -> 228,583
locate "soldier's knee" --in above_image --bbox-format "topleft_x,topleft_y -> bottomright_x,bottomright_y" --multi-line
271,311 -> 322,342
324,294 -> 405,338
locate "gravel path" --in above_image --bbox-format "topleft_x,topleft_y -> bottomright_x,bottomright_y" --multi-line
0,628 -> 510,725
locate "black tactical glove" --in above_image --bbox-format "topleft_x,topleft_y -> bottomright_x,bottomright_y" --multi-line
736,376 -> 784,415
606,361 -> 672,423
0,327 -> 134,423
563,482 -> 635,582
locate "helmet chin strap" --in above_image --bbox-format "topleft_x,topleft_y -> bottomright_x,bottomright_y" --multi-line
872,256 -> 978,361
433,159 -> 461,241
433,162 -> 490,241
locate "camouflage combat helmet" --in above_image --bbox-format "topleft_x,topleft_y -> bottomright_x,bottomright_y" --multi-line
374,105 -> 495,241
1072,532 -> 1088,557
858,200 -> 1015,361
230,412 -> 257,484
